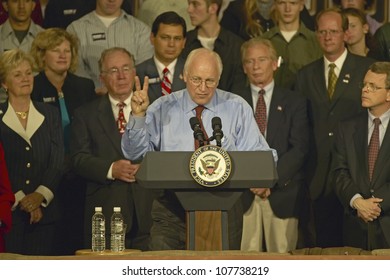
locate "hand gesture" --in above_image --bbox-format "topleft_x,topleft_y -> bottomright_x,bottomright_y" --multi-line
20,192 -> 44,213
353,197 -> 382,223
250,188 -> 271,200
131,76 -> 149,117
112,159 -> 140,183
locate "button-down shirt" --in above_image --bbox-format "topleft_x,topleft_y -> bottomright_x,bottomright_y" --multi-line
122,88 -> 277,161
0,19 -> 44,53
67,10 -> 154,87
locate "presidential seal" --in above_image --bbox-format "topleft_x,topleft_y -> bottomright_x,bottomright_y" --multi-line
189,145 -> 232,187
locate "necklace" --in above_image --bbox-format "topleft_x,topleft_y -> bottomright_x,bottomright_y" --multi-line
15,111 -> 29,119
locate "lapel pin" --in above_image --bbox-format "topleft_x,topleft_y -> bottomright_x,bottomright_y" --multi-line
277,106 -> 283,111
0,110 -> 3,115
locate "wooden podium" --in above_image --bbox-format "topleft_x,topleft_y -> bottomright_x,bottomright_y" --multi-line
136,150 -> 277,251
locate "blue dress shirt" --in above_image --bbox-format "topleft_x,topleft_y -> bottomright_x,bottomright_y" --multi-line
122,88 -> 277,161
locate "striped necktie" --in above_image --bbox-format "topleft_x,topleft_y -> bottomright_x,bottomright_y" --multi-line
161,67 -> 172,96
328,63 -> 337,100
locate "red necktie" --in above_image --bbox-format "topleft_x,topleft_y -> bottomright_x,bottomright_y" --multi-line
255,89 -> 267,136
194,105 -> 208,149
117,102 -> 126,134
368,118 -> 381,181
161,67 -> 171,95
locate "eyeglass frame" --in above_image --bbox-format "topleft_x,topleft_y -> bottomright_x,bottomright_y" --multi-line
359,82 -> 390,93
101,65 -> 133,76
188,75 -> 218,88
316,29 -> 344,37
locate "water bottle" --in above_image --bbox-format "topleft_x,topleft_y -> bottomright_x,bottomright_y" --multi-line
91,206 -> 105,252
110,207 -> 125,252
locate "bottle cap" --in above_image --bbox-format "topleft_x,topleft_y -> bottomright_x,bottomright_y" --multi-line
113,207 -> 121,212
95,207 -> 102,212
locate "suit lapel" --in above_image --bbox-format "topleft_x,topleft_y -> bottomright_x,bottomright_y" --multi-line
330,53 -> 354,108
98,96 -> 123,156
145,63 -> 162,101
312,59 -> 329,106
172,58 -> 185,92
266,88 -> 284,144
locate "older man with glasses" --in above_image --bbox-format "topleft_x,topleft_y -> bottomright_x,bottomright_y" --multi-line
122,48 -> 277,250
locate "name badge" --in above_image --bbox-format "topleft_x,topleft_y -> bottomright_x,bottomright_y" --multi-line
63,9 -> 77,15
92,33 -> 106,41
43,97 -> 56,103
148,77 -> 161,84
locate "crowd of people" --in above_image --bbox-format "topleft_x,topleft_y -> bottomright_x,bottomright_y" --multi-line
1,0 -> 390,255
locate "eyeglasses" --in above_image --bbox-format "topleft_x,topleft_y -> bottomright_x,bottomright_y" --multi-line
316,29 -> 343,37
359,82 -> 389,92
188,76 -> 218,88
102,65 -> 133,76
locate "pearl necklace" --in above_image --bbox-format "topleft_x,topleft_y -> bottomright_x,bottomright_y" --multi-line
15,111 -> 29,119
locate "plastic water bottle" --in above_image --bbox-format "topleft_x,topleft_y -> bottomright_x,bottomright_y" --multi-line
110,207 -> 125,252
91,207 -> 105,252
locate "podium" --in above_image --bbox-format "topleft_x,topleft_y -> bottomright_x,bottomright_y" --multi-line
136,150 -> 277,250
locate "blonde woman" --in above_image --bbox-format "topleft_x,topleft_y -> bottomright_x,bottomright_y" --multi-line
0,49 -> 64,255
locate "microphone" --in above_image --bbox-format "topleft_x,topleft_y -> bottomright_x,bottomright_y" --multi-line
190,117 -> 205,146
212,117 -> 223,147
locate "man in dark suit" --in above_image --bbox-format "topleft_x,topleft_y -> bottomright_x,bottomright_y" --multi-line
295,8 -> 376,247
239,38 -> 309,253
136,11 -> 186,104
333,61 -> 390,250
70,47 -> 153,251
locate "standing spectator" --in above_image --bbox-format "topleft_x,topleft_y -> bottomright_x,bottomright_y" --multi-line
121,48 -> 277,250
0,139 -> 14,253
0,0 -> 44,53
70,47 -> 154,251
262,0 -> 322,89
136,11 -> 186,104
0,49 -> 64,255
30,28 -> 96,255
342,8 -> 373,57
333,62 -> 390,250
137,0 -> 193,32
333,0 -> 381,35
0,0 -> 43,26
182,0 -> 247,95
67,0 -> 153,92
369,23 -> 390,62
295,8 -> 375,248
220,0 -> 315,41
240,38 -> 309,253
43,0 -> 134,29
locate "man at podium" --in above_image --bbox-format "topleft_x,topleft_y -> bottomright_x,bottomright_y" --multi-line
122,48 -> 277,250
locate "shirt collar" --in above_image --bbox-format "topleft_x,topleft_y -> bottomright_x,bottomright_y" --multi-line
324,48 -> 348,70
153,56 -> 177,78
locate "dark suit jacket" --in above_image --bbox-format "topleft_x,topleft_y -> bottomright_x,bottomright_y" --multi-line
70,95 -> 153,250
295,52 -> 376,200
0,101 -> 64,225
31,71 -> 96,122
333,111 -> 390,248
239,85 -> 309,218
136,57 -> 186,104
